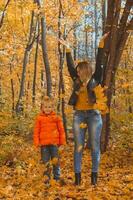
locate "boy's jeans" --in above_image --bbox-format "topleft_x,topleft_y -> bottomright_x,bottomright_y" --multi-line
73,110 -> 103,173
41,145 -> 60,180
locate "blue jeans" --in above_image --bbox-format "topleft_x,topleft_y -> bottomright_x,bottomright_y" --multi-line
41,145 -> 60,180
73,110 -> 103,173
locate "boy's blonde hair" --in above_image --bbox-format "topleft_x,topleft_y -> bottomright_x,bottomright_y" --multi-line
41,96 -> 55,109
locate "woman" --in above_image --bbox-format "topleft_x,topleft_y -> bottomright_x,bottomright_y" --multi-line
60,33 -> 109,186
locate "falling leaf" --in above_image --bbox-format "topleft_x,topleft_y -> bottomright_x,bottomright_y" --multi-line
51,157 -> 58,165
80,123 -> 87,129
59,93 -> 65,99
121,83 -> 130,88
28,159 -> 36,167
65,107 -> 73,114
93,85 -> 109,114
77,145 -> 83,152
49,179 -> 56,186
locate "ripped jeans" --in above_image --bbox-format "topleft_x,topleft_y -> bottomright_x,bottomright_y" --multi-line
73,110 -> 103,173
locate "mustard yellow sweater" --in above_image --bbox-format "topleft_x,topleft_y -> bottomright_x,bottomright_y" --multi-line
75,85 -> 94,110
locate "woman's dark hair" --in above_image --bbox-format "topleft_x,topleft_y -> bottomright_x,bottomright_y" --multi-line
76,61 -> 92,75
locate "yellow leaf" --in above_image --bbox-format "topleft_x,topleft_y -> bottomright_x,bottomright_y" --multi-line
77,145 -> 83,152
59,93 -> 65,99
49,179 -> 56,186
65,107 -> 73,114
121,83 -> 130,88
93,84 -> 109,114
51,157 -> 58,165
79,123 -> 87,129
29,159 -> 36,167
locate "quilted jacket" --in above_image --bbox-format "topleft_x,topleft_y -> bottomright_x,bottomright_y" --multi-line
33,112 -> 66,147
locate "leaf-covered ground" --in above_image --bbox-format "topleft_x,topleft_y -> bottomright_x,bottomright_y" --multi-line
0,130 -> 133,200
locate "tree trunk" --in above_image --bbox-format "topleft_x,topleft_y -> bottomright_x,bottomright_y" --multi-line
0,75 -> 2,96
40,17 -> 52,96
101,0 -> 133,152
102,0 -> 107,33
0,0 -> 11,29
32,20 -> 40,105
84,14 -> 89,59
35,0 -> 52,97
73,28 -> 77,61
57,0 -> 68,140
94,0 -> 98,59
9,59 -> 15,114
124,57 -> 132,113
16,11 -> 37,113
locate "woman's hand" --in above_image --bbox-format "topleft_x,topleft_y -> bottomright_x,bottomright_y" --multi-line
59,38 -> 71,49
99,32 -> 110,48
102,32 -> 110,40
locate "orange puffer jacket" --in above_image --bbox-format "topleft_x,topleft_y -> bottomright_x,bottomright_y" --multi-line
33,112 -> 66,147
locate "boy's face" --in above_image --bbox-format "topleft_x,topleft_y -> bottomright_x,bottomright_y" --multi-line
41,101 -> 54,114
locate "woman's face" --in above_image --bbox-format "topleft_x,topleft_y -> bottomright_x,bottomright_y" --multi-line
77,67 -> 92,82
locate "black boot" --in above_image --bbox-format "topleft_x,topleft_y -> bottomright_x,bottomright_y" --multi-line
75,173 -> 81,185
91,172 -> 97,185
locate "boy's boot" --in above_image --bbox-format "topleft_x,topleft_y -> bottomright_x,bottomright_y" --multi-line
91,172 -> 97,185
43,166 -> 51,185
75,172 -> 81,185
53,164 -> 60,181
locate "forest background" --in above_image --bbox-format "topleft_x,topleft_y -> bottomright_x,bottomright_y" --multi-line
0,0 -> 133,199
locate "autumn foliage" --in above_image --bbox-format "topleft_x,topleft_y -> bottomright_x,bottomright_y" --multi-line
0,0 -> 133,199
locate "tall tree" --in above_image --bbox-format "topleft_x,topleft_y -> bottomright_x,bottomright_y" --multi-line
94,0 -> 98,58
102,0 -> 107,32
16,11 -> 37,113
0,0 -> 11,29
32,20 -> 40,105
35,0 -> 52,97
57,0 -> 67,140
101,0 -> 133,151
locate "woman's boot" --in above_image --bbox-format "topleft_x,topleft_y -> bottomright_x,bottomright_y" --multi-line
75,173 -> 81,185
91,172 -> 97,185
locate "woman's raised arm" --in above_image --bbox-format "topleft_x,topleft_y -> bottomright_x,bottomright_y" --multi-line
93,32 -> 110,84
59,39 -> 78,80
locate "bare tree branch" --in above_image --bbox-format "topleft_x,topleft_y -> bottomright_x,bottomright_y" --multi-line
118,0 -> 133,40
126,18 -> 133,30
0,0 -> 11,29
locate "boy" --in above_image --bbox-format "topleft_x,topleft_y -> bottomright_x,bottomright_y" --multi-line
33,96 -> 66,183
